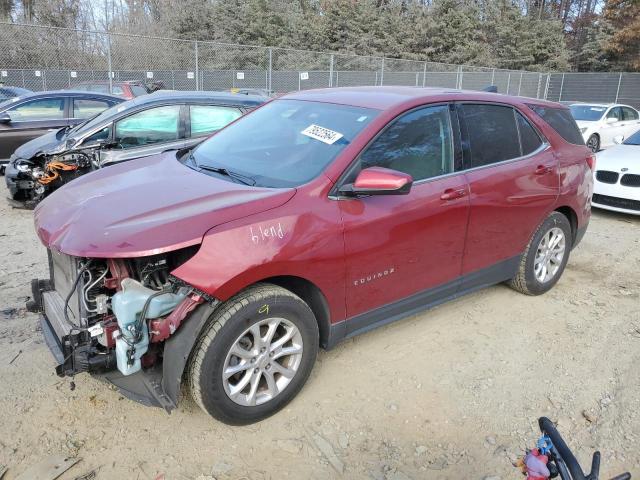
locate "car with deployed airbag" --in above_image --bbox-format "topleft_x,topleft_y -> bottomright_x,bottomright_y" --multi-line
5,90 -> 266,207
29,86 -> 592,425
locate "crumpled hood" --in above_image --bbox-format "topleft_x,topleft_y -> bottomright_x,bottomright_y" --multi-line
34,152 -> 296,258
13,129 -> 65,161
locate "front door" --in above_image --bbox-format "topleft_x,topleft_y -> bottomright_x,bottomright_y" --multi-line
0,96 -> 69,160
458,103 -> 559,279
98,104 -> 186,166
338,104 -> 470,329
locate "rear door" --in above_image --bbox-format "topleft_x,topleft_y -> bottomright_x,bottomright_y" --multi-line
339,104 -> 470,326
458,103 -> 559,281
98,104 -> 186,166
0,96 -> 68,160
621,106 -> 640,140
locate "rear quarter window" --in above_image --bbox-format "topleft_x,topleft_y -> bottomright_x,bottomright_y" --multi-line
527,104 -> 584,145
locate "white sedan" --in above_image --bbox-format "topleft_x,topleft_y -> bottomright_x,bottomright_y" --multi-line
570,103 -> 640,152
592,129 -> 640,215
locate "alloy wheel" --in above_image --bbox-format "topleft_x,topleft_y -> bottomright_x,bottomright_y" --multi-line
222,318 -> 304,406
534,227 -> 566,283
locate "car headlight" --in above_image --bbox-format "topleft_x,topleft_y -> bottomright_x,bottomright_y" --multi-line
580,127 -> 588,134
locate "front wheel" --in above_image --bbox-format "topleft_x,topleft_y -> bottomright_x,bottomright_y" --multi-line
509,212 -> 572,296
586,134 -> 600,153
188,284 -> 318,425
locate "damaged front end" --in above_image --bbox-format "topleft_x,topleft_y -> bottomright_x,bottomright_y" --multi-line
8,146 -> 100,208
29,247 -> 213,411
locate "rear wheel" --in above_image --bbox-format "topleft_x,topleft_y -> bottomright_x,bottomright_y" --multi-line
188,283 -> 318,425
586,134 -> 600,152
509,212 -> 572,296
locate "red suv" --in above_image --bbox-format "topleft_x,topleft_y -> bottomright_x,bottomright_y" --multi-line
30,87 -> 593,424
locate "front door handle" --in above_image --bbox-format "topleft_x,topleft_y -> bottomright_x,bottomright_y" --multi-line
535,165 -> 553,175
441,187 -> 467,201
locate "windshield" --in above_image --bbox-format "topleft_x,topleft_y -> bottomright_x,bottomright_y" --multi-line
570,105 -> 606,121
190,99 -> 378,188
623,129 -> 640,146
67,98 -> 130,136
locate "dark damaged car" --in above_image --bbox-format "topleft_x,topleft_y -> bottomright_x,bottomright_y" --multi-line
5,91 -> 266,207
30,87 -> 592,425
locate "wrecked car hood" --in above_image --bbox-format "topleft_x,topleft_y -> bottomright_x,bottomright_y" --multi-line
34,152 -> 296,258
13,129 -> 65,160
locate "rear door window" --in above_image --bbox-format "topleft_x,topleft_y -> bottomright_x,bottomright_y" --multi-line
460,104 -> 521,167
358,104 -> 454,181
114,105 -> 181,148
189,105 -> 242,137
516,111 -> 543,156
622,107 -> 639,121
607,107 -> 623,122
527,104 -> 584,145
7,97 -> 65,121
73,98 -> 113,119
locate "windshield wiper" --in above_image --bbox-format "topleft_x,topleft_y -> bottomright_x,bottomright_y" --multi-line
198,164 -> 256,186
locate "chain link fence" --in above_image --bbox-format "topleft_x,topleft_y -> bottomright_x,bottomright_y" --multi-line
1,22 -> 639,107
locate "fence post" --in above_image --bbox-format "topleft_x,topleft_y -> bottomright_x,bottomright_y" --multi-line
194,40 -> 199,91
268,47 -> 273,92
457,66 -> 463,89
422,61 -> 427,87
106,32 -> 113,94
42,70 -> 46,90
559,73 -> 565,102
329,54 -> 334,87
491,68 -> 495,86
380,57 -> 385,86
615,72 -> 622,102
536,73 -> 542,99
517,72 -> 523,96
543,73 -> 551,100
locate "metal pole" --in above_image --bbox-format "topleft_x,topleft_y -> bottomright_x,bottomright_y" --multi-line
506,73 -> 511,94
42,70 -> 46,90
268,47 -> 272,92
559,73 -> 565,102
517,72 -> 523,96
329,54 -> 334,87
194,40 -> 199,91
536,73 -> 542,99
457,66 -> 463,89
298,72 -> 301,91
615,72 -> 622,103
380,57 -> 385,86
543,73 -> 551,100
422,61 -> 427,87
491,68 -> 495,86
107,32 -> 113,94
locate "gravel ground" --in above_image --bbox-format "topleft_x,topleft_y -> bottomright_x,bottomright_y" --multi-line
0,180 -> 639,480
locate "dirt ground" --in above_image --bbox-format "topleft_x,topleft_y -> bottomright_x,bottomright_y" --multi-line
0,180 -> 639,480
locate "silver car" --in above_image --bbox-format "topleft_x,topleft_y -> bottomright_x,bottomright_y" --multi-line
5,90 -> 267,207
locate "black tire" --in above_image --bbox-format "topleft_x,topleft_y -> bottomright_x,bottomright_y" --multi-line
587,134 -> 600,153
509,212 -> 572,296
188,283 -> 319,425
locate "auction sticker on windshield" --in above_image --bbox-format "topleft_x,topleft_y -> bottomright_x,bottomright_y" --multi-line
301,124 -> 344,145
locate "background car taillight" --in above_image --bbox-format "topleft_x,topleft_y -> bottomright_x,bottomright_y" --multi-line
586,153 -> 596,171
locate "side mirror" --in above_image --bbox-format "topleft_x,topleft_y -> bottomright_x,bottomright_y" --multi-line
339,167 -> 413,196
605,117 -> 618,124
613,135 -> 624,145
0,112 -> 11,124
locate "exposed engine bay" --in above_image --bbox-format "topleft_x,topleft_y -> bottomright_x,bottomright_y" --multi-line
12,148 -> 98,207
31,246 -> 207,382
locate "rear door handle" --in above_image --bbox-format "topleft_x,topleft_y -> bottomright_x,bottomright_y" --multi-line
440,187 -> 467,201
535,165 -> 553,175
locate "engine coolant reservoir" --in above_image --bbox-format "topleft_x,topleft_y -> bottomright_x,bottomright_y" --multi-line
112,278 -> 186,376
